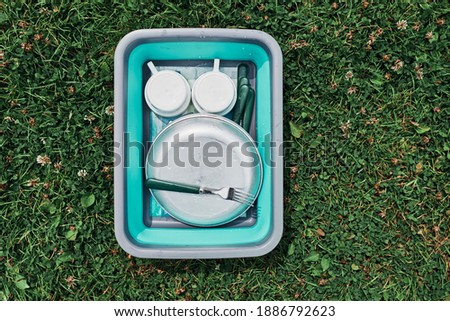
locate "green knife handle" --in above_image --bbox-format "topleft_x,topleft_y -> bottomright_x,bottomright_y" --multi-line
238,77 -> 249,88
238,63 -> 249,80
145,178 -> 200,194
232,84 -> 249,123
242,88 -> 255,132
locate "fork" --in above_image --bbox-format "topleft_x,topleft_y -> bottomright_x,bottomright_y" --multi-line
145,178 -> 255,206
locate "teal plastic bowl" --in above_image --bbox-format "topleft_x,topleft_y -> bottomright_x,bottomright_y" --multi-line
114,29 -> 283,258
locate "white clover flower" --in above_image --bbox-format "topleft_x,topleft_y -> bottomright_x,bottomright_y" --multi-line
415,64 -> 424,80
37,155 -> 51,166
391,59 -> 404,71
347,86 -> 357,95
105,105 -> 114,115
77,169 -> 88,178
396,20 -> 407,30
26,178 -> 40,187
54,162 -> 63,171
84,114 -> 96,123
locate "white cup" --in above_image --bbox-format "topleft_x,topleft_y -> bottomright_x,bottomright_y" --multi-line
191,59 -> 237,115
144,61 -> 191,117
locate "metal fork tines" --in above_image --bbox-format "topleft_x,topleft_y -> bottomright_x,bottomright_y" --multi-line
201,187 -> 255,207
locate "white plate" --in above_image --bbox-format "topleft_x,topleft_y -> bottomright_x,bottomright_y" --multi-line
145,114 -> 262,227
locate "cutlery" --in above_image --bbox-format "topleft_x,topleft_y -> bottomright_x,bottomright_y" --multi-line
145,178 -> 255,206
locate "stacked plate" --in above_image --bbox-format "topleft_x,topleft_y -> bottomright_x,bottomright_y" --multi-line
145,114 -> 262,227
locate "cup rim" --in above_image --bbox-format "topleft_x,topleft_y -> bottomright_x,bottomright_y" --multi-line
144,70 -> 191,117
191,70 -> 237,115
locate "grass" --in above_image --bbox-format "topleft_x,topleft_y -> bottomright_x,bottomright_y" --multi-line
1,1 -> 449,300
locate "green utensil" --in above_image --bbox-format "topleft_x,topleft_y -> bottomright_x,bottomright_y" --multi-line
145,178 -> 200,194
232,63 -> 250,123
232,84 -> 249,123
237,64 -> 250,92
242,88 -> 255,132
238,77 -> 249,88
237,63 -> 249,80
146,178 -> 255,206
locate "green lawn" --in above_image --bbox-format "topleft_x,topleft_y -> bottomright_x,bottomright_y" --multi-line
1,1 -> 449,300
